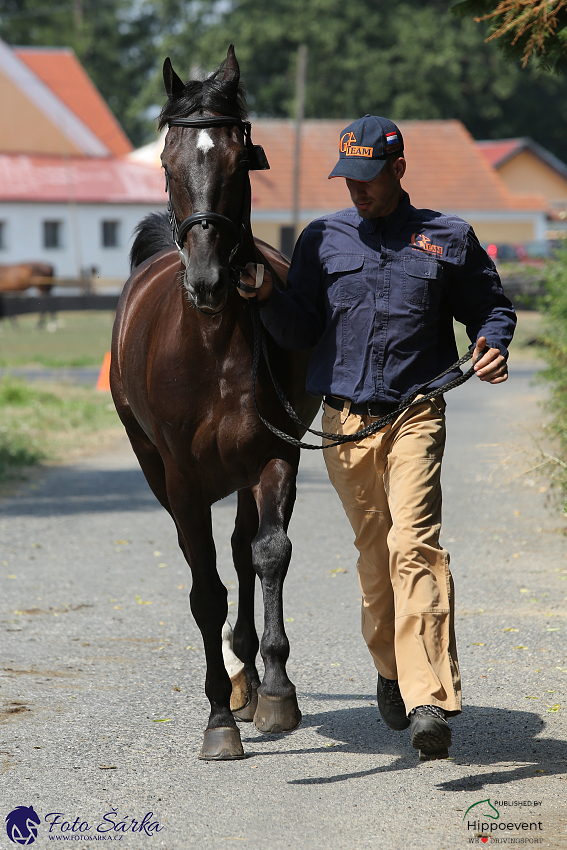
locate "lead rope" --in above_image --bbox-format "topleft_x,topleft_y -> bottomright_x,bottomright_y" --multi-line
249,301 -> 484,450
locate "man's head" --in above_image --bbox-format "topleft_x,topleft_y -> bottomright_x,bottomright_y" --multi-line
329,115 -> 406,219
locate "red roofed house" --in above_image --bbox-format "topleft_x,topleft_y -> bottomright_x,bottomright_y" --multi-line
130,118 -> 548,256
478,137 -> 567,234
0,39 -> 166,280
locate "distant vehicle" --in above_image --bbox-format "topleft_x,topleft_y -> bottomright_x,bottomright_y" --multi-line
483,242 -> 552,262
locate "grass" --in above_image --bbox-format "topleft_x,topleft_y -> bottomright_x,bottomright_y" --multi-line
0,311 -> 114,368
0,376 -> 122,481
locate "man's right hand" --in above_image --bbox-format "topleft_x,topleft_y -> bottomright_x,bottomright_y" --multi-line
237,262 -> 273,302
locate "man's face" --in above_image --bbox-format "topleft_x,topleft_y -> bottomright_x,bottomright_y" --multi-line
345,157 -> 405,219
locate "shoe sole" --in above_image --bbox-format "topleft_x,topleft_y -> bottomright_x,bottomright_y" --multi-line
410,718 -> 452,755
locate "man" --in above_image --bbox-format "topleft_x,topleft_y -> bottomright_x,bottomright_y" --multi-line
238,115 -> 515,760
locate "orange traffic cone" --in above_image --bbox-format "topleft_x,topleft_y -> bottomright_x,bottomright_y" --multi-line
96,351 -> 111,392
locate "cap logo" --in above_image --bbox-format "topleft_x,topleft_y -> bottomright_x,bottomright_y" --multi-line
339,130 -> 373,158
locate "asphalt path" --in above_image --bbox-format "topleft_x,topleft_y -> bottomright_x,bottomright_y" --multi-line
1,356 -> 566,849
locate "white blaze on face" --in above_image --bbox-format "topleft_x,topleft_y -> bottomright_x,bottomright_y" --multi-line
196,129 -> 214,153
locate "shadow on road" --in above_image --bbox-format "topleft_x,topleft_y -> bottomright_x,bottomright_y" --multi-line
241,702 -> 564,789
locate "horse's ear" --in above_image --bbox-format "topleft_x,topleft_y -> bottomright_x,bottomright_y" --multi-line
222,44 -> 240,83
163,57 -> 185,98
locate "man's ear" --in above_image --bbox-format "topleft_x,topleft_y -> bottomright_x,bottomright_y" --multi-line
393,156 -> 406,181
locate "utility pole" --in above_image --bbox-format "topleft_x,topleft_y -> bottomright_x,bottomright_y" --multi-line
292,44 -> 307,245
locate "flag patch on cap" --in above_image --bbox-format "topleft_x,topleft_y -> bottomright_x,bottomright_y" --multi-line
385,132 -> 398,145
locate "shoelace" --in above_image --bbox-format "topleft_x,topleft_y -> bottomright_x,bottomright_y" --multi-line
409,704 -> 446,721
383,678 -> 405,705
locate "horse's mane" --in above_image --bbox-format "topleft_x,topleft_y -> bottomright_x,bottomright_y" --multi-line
158,59 -> 248,129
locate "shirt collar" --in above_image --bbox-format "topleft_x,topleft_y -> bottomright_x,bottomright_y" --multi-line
360,191 -> 411,237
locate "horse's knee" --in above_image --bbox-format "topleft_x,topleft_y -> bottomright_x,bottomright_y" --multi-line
252,528 -> 291,581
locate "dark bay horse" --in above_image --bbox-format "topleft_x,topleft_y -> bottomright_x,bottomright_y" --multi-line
110,46 -> 320,760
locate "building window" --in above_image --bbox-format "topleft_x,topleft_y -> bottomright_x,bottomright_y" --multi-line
102,220 -> 120,248
0,221 -> 6,249
44,220 -> 62,249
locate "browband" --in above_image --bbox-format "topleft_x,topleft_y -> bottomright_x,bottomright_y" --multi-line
167,115 -> 269,171
169,116 -> 250,131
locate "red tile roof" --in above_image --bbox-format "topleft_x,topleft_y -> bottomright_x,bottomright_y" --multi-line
0,154 -> 166,204
15,48 -> 133,157
250,120 -> 546,213
477,138 -> 524,168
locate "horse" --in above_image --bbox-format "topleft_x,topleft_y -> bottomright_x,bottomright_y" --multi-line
0,262 -> 54,295
0,262 -> 54,329
110,45 -> 320,760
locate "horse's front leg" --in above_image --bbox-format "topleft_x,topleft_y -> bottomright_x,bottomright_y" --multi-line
165,466 -> 245,760
251,456 -> 302,733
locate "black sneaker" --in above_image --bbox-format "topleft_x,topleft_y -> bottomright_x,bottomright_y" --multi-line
376,674 -> 410,731
409,704 -> 452,760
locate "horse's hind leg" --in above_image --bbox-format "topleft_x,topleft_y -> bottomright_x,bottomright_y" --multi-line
230,488 -> 260,721
251,456 -> 301,734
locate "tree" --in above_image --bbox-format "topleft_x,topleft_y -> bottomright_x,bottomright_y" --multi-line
160,0 -> 567,163
452,0 -> 567,73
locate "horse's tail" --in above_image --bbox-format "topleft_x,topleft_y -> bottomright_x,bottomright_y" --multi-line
130,212 -> 173,270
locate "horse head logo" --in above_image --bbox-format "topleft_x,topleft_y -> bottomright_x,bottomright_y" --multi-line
5,806 -> 40,846
411,233 -> 431,250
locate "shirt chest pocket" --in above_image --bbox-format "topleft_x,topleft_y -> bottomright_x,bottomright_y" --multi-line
323,254 -> 365,307
402,255 -> 443,309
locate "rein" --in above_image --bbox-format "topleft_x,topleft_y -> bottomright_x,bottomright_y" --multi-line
249,301 -> 483,450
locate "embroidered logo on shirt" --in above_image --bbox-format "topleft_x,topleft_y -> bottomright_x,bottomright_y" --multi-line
411,233 -> 443,256
340,131 -> 373,158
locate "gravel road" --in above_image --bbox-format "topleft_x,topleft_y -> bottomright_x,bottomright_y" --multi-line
1,356 -> 566,849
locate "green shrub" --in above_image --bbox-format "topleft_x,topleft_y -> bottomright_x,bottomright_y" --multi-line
538,243 -> 567,498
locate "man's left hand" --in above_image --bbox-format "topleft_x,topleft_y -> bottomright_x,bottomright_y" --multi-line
473,336 -> 508,384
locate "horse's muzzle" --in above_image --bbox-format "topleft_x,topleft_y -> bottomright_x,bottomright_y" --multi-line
184,266 -> 230,312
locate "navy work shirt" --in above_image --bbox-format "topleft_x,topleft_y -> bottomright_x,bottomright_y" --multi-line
259,192 -> 516,404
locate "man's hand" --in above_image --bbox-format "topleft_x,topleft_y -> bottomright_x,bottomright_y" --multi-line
473,336 -> 508,384
237,262 -> 273,302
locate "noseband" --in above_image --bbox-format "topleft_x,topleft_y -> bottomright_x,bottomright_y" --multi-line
165,115 -> 269,286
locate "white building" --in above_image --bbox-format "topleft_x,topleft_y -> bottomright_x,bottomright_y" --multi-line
0,39 -> 166,283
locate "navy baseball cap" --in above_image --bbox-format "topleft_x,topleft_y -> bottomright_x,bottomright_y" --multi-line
328,115 -> 404,182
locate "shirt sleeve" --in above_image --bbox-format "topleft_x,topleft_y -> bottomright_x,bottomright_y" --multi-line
449,227 -> 517,357
258,225 -> 326,351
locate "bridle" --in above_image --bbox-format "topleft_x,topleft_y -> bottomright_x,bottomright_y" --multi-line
165,115 -> 269,312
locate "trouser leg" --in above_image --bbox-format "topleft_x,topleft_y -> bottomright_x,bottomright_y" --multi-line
323,403 -> 396,679
322,399 -> 461,716
384,400 -> 461,715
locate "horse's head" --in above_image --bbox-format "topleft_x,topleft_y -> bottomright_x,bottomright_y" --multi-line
159,46 -> 259,313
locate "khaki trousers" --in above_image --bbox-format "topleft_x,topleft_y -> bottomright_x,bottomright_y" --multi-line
322,397 -> 461,716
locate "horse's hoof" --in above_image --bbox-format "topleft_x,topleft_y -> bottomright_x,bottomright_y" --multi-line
253,689 -> 302,733
229,668 -> 251,712
198,727 -> 245,760
233,686 -> 258,722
